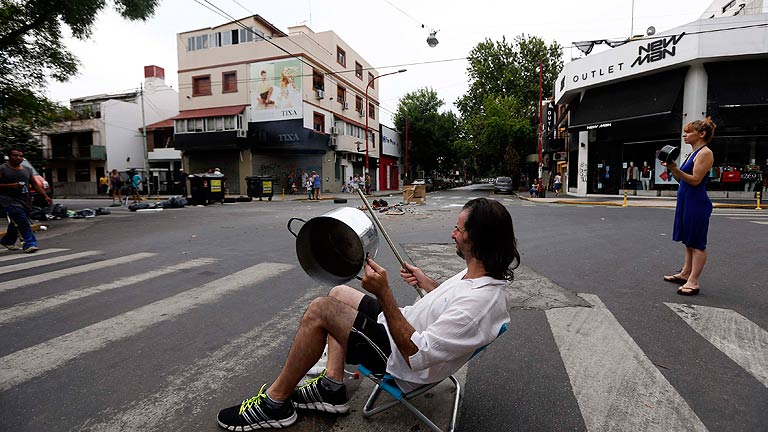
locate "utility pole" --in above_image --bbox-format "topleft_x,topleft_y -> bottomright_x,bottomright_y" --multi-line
140,83 -> 151,197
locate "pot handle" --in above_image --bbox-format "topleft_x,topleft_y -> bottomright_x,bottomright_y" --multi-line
286,217 -> 306,238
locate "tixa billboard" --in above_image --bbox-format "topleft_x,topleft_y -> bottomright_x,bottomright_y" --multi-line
249,58 -> 303,122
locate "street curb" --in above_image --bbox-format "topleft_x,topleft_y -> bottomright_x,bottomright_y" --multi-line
520,196 -> 763,209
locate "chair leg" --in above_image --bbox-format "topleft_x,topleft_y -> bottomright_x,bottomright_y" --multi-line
447,375 -> 461,432
362,384 -> 402,418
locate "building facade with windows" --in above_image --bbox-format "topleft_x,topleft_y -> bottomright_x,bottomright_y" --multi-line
175,15 -> 382,194
39,66 -> 178,196
379,125 -> 402,191
556,5 -> 768,198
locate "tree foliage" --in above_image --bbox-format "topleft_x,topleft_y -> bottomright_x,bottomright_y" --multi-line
393,88 -> 458,179
457,35 -> 563,177
0,0 -> 159,149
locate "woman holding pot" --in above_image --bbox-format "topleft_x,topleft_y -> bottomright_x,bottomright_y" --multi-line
662,118 -> 716,296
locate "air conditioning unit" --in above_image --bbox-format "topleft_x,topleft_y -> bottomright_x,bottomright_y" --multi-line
553,152 -> 567,161
315,89 -> 324,99
343,102 -> 349,110
329,136 -> 337,147
329,126 -> 338,135
358,109 -> 365,118
237,130 -> 247,138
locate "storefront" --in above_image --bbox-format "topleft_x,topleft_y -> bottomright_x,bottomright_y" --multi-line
556,14 -> 768,197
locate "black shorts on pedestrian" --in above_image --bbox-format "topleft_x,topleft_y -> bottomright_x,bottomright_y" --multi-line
346,295 -> 391,374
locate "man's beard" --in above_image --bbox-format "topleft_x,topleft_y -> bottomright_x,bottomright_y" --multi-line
455,243 -> 464,259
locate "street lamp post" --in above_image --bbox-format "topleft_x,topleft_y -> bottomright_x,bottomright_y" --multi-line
365,69 -> 407,175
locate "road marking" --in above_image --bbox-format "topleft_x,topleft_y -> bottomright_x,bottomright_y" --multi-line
0,258 -> 218,325
0,248 -> 68,263
666,303 -> 768,388
546,294 -> 707,431
0,262 -> 292,391
0,252 -> 156,293
0,251 -> 101,275
78,276 -> 318,432
750,221 -> 768,225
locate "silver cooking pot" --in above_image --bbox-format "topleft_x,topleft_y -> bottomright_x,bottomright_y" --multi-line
287,207 -> 379,285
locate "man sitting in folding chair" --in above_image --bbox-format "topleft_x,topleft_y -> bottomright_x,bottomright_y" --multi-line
216,198 -> 520,431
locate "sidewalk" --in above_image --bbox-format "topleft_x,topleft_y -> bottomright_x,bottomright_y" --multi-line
520,194 -> 764,209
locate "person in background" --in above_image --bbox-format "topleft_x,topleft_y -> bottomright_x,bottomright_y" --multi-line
312,171 -> 321,200
110,169 -> 123,206
553,172 -> 562,197
305,175 -> 313,200
0,148 -> 53,253
99,175 -> 108,195
662,118 -> 716,296
529,179 -> 538,198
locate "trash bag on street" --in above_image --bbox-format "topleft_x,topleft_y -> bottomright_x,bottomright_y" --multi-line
168,196 -> 187,208
73,208 -> 97,219
28,206 -> 48,221
95,207 -> 111,216
51,204 -> 69,219
128,203 -> 151,212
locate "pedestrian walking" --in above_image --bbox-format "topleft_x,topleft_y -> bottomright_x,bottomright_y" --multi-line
0,148 -> 53,253
305,176 -> 313,200
99,175 -> 108,195
312,171 -> 321,200
554,173 -> 562,197
529,179 -> 538,198
662,118 -> 716,296
110,169 -> 123,206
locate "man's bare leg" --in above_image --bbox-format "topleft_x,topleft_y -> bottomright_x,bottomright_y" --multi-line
325,285 -> 366,380
267,296 -> 357,401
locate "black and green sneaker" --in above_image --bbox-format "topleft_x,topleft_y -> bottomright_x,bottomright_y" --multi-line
217,384 -> 297,430
291,370 -> 350,414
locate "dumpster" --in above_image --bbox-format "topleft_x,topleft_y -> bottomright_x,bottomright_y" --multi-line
246,176 -> 275,201
188,174 -> 226,205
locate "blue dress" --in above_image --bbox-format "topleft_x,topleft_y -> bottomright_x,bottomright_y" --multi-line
672,146 -> 712,250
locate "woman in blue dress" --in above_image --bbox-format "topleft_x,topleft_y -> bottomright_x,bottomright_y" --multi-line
662,118 -> 716,296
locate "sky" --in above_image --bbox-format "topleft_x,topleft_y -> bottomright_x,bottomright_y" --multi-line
46,0 -> 713,125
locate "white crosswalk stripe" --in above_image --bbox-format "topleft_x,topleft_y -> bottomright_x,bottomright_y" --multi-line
0,251 -> 101,275
0,248 -> 69,263
0,258 -> 218,325
0,252 -> 156,293
666,303 -> 768,388
0,261 -> 292,391
547,294 -> 707,431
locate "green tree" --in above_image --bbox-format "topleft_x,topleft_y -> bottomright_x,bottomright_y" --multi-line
457,35 -> 563,178
393,88 -> 458,180
0,0 -> 159,149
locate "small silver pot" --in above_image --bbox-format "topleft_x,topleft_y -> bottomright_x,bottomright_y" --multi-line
658,145 -> 681,164
287,207 -> 379,285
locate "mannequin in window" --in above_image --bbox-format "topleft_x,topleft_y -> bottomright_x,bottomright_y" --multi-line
641,161 -> 652,190
626,161 -> 639,189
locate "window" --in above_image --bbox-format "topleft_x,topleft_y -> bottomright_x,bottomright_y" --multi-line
253,28 -> 265,41
222,30 -> 232,45
355,96 -> 363,113
175,119 -> 186,133
211,32 -> 221,47
313,112 -> 325,133
75,161 -> 90,182
313,69 -> 324,91
368,73 -> 375,89
222,71 -> 237,93
215,117 -> 224,131
337,46 -> 346,67
231,29 -> 239,45
192,75 -> 211,96
337,85 -> 346,105
224,116 -> 235,130
205,118 -> 216,131
355,62 -> 363,80
56,168 -> 68,182
368,102 -> 375,119
187,37 -> 196,51
193,119 -> 204,132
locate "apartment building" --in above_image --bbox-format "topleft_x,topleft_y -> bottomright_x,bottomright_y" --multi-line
175,15 -> 383,194
39,66 -> 179,196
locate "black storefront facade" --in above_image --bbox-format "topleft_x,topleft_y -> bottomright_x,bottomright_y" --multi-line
556,14 -> 768,198
174,111 -> 335,195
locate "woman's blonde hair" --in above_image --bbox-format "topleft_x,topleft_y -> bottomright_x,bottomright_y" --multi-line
684,117 -> 717,143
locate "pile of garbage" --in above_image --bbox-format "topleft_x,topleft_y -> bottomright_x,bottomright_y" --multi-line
357,199 -> 420,215
28,204 -> 112,221
128,196 -> 188,212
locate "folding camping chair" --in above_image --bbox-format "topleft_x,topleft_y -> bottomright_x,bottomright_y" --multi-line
357,323 -> 508,432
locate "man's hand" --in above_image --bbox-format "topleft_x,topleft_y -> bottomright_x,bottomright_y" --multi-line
400,262 -> 439,293
362,258 -> 389,297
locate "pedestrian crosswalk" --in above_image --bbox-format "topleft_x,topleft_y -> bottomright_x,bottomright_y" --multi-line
711,209 -> 768,225
0,247 -> 765,431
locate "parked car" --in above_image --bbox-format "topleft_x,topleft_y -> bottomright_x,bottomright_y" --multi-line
494,176 -> 514,194
22,159 -> 53,207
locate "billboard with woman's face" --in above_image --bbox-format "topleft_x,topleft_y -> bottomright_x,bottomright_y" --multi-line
249,58 -> 303,122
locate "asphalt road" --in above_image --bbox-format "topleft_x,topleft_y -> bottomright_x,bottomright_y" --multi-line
1,186 -> 765,431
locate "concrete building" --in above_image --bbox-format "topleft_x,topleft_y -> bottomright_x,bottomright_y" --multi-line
379,124 -> 403,191
174,15 -> 382,195
555,1 -> 768,198
40,66 -> 179,195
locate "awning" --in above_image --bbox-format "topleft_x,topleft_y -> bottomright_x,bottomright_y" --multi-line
172,105 -> 247,120
143,118 -> 175,130
569,67 -> 687,130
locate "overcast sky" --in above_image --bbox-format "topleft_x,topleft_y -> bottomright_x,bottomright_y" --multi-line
46,0 -> 712,125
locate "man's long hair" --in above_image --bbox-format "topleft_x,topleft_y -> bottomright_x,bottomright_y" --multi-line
463,198 -> 521,280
